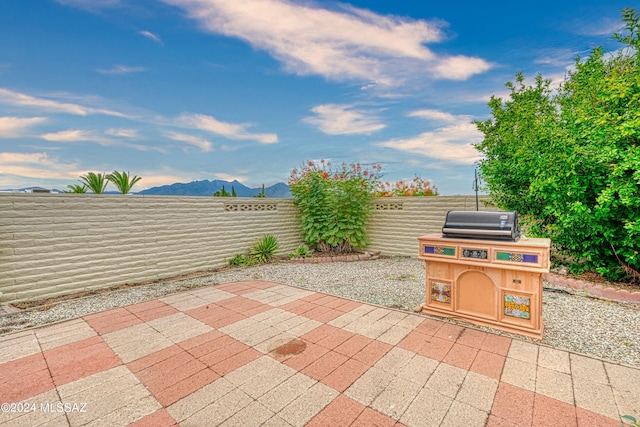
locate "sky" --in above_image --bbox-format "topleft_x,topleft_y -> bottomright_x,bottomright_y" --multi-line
0,0 -> 633,194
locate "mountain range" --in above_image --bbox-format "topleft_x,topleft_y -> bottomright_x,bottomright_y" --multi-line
137,180 -> 292,197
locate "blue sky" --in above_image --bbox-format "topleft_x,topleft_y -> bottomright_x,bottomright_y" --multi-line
0,0 -> 631,194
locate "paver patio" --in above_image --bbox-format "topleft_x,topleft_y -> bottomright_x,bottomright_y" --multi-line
1,280 -> 638,426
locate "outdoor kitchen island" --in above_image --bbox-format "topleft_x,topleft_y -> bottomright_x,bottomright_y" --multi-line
417,232 -> 551,339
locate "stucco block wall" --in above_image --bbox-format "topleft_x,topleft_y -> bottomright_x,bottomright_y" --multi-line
0,194 -> 491,303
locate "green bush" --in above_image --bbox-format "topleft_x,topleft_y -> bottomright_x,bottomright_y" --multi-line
474,8 -> 640,281
289,160 -> 382,253
248,235 -> 279,263
288,244 -> 310,259
228,254 -> 256,267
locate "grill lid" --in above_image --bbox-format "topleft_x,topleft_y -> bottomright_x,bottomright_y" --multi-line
442,210 -> 520,241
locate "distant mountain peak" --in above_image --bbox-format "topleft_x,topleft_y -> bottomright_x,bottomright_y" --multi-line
138,179 -> 291,197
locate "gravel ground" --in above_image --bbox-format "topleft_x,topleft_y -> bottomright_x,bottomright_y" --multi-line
1,257 -> 639,367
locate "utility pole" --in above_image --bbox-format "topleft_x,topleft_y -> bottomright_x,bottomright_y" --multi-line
473,168 -> 479,211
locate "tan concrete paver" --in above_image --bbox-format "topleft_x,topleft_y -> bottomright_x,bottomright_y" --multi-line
254,332 -> 297,353
401,387 -> 452,427
572,377 -> 619,420
344,366 -> 395,406
277,381 -> 338,427
167,377 -> 235,422
536,366 -> 574,404
262,415 -> 293,427
374,347 -> 415,375
377,325 -> 412,345
57,365 -> 161,426
259,372 -> 318,413
147,312 -> 212,343
396,314 -> 425,330
501,356 -> 537,391
570,353 -> 609,385
218,317 -> 265,335
181,387 -> 253,427
605,362 -> 640,419
35,318 -> 97,351
441,400 -> 489,427
286,319 -> 323,337
370,376 -> 423,420
0,330 -> 40,363
102,323 -> 174,363
456,371 -> 499,412
538,346 -> 571,374
425,362 -> 467,399
378,310 -> 409,325
219,400 -> 275,427
0,388 -> 67,427
507,339 -> 538,364
159,289 -> 234,311
232,359 -> 297,399
363,307 -> 391,321
327,312 -> 359,328
397,353 -> 439,386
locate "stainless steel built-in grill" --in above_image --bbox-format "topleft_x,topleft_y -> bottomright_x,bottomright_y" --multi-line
441,211 -> 520,242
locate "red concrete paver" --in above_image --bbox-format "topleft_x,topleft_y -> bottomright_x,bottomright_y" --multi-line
532,393 -> 577,427
456,328 -> 488,349
575,407 -> 620,427
414,318 -> 443,336
0,353 -> 54,401
43,336 -> 121,387
127,300 -> 179,322
127,409 -> 178,427
302,324 -> 339,344
469,349 -> 506,381
177,330 -> 225,354
209,347 -> 262,376
84,307 -> 142,334
481,334 -> 512,356
416,336 -> 454,361
334,334 -> 373,358
335,300 -> 363,312
306,394 -> 366,427
321,358 -> 369,392
397,330 -> 431,354
315,327 -> 355,350
351,407 -> 400,426
434,322 -> 465,341
187,305 -> 246,329
282,342 -> 330,370
443,342 -> 479,370
352,339 -> 392,366
301,351 -> 349,381
215,282 -> 257,294
491,382 -> 535,426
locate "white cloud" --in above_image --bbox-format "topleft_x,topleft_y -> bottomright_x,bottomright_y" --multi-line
213,172 -> 248,182
139,30 -> 162,44
0,116 -> 47,138
161,0 -> 492,85
165,131 -> 213,151
569,16 -> 625,37
41,129 -> 163,152
376,121 -> 482,164
105,128 -> 140,138
303,104 -> 386,135
0,87 -> 128,117
96,65 -> 148,75
175,113 -> 278,144
0,152 -> 82,183
407,109 -> 461,124
431,55 -> 493,80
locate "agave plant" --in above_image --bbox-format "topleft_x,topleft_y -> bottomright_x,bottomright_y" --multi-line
106,171 -> 141,194
79,172 -> 108,194
64,184 -> 87,194
249,235 -> 279,263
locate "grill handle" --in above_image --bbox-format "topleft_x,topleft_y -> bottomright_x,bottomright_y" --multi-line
441,228 -> 513,237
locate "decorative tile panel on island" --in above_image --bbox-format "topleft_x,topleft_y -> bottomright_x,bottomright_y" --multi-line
417,233 -> 550,339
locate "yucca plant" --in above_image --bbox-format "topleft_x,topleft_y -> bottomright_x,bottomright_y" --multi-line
249,235 -> 279,263
79,172 -> 108,194
106,170 -> 141,194
64,184 -> 87,194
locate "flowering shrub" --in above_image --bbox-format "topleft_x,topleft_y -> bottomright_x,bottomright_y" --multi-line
289,160 -> 382,253
376,176 -> 439,197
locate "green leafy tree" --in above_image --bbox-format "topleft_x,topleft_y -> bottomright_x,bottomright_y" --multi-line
106,171 -> 141,194
474,8 -> 640,280
64,184 -> 87,194
79,172 -> 108,194
213,185 -> 233,197
231,185 -> 237,197
254,184 -> 267,198
289,160 -> 382,253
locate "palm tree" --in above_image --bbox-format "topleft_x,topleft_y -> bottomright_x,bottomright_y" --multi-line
107,171 -> 141,194
79,172 -> 108,194
64,184 -> 87,194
